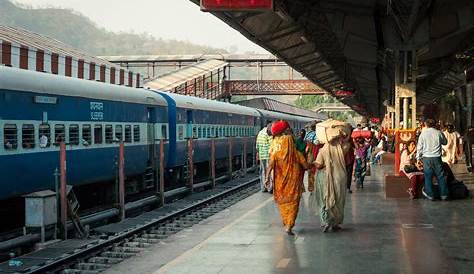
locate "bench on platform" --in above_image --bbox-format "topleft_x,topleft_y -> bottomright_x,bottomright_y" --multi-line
381,152 -> 395,165
384,174 -> 410,198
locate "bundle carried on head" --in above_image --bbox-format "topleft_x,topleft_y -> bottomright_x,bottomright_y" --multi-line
351,130 -> 372,139
316,119 -> 351,144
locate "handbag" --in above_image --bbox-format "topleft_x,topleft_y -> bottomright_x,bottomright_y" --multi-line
403,164 -> 419,173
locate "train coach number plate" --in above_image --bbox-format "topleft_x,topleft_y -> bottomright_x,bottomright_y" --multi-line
90,102 -> 104,120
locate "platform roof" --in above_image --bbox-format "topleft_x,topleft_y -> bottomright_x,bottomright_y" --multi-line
144,59 -> 228,91
102,54 -> 281,64
189,0 -> 474,117
235,97 -> 327,120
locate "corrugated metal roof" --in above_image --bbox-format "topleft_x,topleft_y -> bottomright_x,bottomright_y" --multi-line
144,59 -> 228,91
235,97 -> 327,120
101,54 -> 279,63
0,25 -> 118,67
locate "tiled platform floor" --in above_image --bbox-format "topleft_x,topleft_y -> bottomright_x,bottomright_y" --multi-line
106,164 -> 474,274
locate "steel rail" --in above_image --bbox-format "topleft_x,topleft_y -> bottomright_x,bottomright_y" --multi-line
26,177 -> 259,274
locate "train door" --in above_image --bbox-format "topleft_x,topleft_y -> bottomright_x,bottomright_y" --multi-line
147,107 -> 156,162
186,110 -> 193,138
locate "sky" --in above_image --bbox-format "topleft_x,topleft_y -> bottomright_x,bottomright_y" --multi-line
13,0 -> 267,53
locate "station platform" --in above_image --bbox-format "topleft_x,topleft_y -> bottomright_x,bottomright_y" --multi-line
104,164 -> 474,274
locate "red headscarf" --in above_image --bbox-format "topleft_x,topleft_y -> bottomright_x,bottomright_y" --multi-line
271,120 -> 290,136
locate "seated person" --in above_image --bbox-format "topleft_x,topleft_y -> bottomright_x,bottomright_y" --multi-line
372,135 -> 387,165
399,141 -> 424,199
4,140 -> 13,149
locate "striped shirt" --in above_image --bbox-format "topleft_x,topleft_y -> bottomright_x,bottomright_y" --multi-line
256,128 -> 272,160
304,130 -> 318,144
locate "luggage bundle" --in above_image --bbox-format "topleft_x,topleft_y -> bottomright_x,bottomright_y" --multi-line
316,119 -> 351,144
351,130 -> 372,139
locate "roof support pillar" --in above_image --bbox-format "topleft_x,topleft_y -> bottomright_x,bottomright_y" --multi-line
394,50 -> 417,129
467,83 -> 473,127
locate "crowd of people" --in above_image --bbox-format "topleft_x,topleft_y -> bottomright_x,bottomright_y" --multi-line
255,119 -> 381,235
255,117 -> 470,236
399,119 -> 469,200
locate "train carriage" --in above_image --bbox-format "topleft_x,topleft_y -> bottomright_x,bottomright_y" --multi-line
0,66 -> 319,231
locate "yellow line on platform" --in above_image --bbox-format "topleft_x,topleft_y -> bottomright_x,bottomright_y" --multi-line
153,196 -> 274,274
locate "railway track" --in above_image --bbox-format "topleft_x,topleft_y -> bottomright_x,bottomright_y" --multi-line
21,177 -> 260,274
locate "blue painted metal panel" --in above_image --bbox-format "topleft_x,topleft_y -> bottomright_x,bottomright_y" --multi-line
0,89 -> 167,123
0,146 -> 148,200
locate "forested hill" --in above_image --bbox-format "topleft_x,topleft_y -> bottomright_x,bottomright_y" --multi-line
0,0 -> 228,55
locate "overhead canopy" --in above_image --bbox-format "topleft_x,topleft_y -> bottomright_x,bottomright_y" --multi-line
189,0 -> 474,117
235,97 -> 327,120
101,54 -> 279,64
144,59 -> 228,91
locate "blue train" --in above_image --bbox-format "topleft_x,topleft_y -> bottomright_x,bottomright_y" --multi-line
0,66 -> 315,226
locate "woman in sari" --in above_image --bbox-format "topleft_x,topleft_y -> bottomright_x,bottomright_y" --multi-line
399,142 -> 424,199
265,120 -> 309,235
312,126 -> 349,232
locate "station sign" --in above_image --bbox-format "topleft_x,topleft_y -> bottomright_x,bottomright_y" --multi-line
334,89 -> 355,98
370,117 -> 381,123
200,0 -> 273,11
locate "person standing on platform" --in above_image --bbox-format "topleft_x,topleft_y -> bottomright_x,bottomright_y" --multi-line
265,120 -> 308,235
295,129 -> 307,154
464,127 -> 474,172
304,124 -> 318,191
416,119 -> 449,201
312,128 -> 348,232
256,121 -> 273,192
344,140 -> 355,193
354,138 -> 370,189
442,124 -> 458,165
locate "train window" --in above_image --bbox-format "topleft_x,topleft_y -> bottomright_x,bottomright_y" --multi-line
22,124 -> 35,149
207,127 -> 211,138
4,124 -> 18,150
82,125 -> 92,146
94,125 -> 103,144
115,125 -> 123,141
105,125 -> 113,143
124,125 -> 132,143
38,124 -> 51,148
133,125 -> 140,142
192,125 -> 197,139
69,124 -> 79,145
178,125 -> 184,140
198,126 -> 202,139
54,124 -> 65,145
161,125 -> 167,140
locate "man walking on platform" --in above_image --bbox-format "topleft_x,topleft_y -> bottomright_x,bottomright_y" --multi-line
416,119 -> 449,200
256,121 -> 273,192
